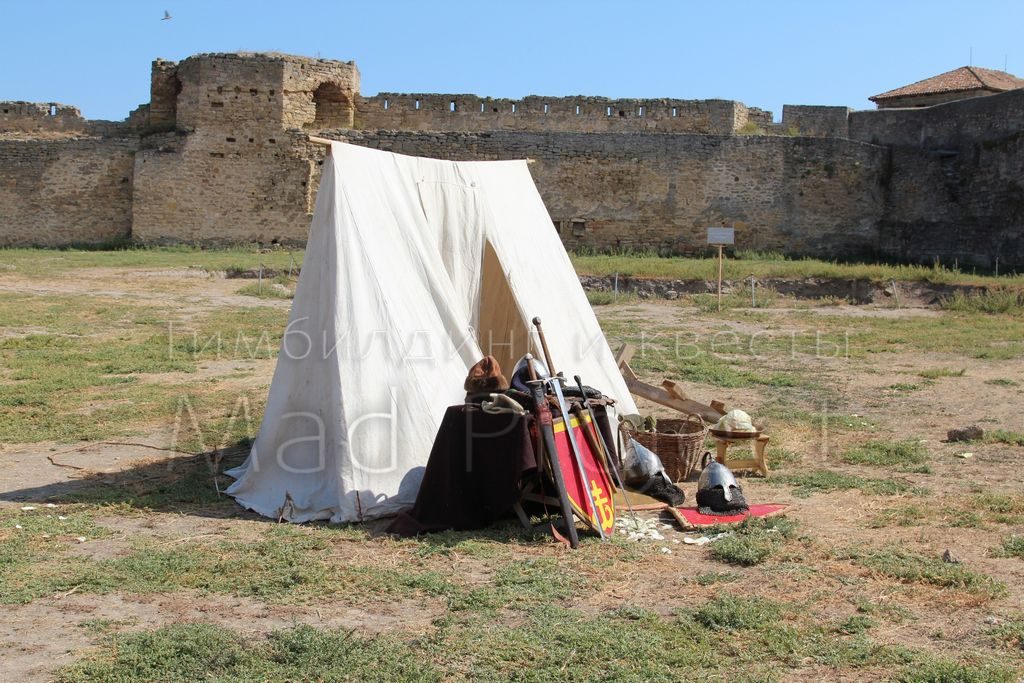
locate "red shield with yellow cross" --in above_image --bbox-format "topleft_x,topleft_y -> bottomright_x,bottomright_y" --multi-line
551,413 -> 616,536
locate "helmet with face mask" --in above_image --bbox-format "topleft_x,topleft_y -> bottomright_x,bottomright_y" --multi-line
695,452 -> 748,515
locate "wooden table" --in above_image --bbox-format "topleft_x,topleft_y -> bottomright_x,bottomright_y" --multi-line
711,430 -> 770,477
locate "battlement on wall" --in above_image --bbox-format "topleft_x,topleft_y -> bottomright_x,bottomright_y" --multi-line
0,101 -> 88,136
357,93 -> 774,135
141,52 -> 360,134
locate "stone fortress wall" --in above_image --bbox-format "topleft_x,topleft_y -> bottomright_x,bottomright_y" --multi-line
0,52 -> 1021,268
356,93 -> 774,135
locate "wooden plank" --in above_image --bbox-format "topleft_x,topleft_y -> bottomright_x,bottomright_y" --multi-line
620,361 -> 638,381
623,376 -> 725,423
661,380 -> 690,402
614,343 -> 636,368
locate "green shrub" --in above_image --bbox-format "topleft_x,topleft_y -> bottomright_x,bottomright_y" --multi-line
940,289 -> 1024,314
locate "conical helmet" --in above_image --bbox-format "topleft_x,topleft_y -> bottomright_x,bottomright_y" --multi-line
621,436 -> 672,488
697,458 -> 741,502
510,354 -> 549,393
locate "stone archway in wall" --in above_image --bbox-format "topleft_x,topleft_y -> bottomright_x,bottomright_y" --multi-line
310,82 -> 353,129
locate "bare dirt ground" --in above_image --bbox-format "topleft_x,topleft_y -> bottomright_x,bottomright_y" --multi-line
1,264 -> 1022,681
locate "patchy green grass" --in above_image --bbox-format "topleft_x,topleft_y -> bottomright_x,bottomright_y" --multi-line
841,439 -> 928,467
2,518 -> 469,606
893,659 -> 1019,683
570,250 -> 1022,286
694,571 -> 740,586
707,516 -> 799,567
766,445 -> 801,469
620,335 -> 811,390
972,494 -> 1024,525
0,246 -> 305,278
55,623 -> 434,683
834,614 -> 876,635
853,598 -> 914,623
917,367 -> 965,379
236,274 -> 296,299
888,382 -> 923,392
841,312 -> 1024,360
984,378 -> 1019,387
772,470 -> 928,498
987,429 -> 1024,447
992,535 -> 1024,560
58,596 -> 1012,682
0,292 -> 285,443
866,504 -> 928,529
991,618 -> 1024,653
689,593 -> 782,630
946,509 -> 985,528
840,547 -> 1007,599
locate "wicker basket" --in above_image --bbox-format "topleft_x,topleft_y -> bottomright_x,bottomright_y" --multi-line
631,415 -> 709,483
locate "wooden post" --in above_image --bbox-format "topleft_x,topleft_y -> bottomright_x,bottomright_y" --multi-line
717,245 -> 724,312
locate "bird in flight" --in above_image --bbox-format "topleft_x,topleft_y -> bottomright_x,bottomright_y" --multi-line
162,10 -> 172,21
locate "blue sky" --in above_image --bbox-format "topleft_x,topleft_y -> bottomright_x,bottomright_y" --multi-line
2,1 -> 1022,121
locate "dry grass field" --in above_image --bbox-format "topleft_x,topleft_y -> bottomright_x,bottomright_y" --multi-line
1,248 -> 1022,682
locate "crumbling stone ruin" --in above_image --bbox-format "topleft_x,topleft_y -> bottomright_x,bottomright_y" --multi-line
1,52 -> 1021,268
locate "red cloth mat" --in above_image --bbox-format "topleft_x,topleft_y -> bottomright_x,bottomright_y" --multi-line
667,503 -> 788,529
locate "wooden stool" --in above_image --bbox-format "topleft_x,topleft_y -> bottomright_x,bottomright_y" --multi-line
713,433 -> 769,477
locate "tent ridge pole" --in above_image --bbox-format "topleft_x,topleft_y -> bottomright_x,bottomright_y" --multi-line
308,135 -> 336,152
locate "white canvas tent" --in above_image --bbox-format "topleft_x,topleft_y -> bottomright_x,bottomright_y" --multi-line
226,141 -> 637,522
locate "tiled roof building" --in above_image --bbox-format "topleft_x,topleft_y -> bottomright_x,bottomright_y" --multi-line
870,66 -> 1024,109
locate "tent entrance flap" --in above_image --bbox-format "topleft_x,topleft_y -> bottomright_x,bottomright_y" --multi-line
477,240 -> 530,374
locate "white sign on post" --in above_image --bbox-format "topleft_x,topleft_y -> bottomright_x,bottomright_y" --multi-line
707,227 -> 735,245
706,227 -> 735,312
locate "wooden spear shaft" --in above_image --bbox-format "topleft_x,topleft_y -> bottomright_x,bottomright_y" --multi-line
532,317 -> 557,377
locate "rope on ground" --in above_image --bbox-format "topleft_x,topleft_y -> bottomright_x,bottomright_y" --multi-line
45,441 -> 196,470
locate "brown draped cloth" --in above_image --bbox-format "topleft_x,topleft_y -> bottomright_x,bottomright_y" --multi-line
386,405 -> 537,536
